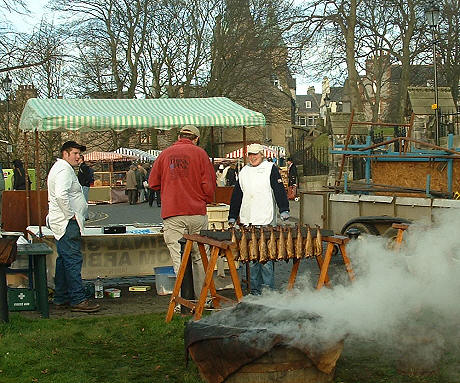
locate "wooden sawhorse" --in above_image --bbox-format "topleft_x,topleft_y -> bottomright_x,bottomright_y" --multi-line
287,235 -> 355,290
392,223 -> 409,251
166,234 -> 243,322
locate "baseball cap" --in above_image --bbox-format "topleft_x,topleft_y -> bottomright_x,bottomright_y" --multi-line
60,140 -> 86,153
247,143 -> 264,154
179,125 -> 200,138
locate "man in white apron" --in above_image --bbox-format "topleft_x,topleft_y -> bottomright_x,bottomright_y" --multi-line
228,143 -> 290,294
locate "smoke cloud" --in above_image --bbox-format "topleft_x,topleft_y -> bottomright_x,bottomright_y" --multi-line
203,209 -> 460,367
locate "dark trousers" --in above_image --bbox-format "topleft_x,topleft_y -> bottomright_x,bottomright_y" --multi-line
128,189 -> 138,205
148,189 -> 161,207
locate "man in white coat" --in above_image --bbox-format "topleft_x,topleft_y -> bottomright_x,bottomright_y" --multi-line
228,143 -> 290,294
47,141 -> 100,312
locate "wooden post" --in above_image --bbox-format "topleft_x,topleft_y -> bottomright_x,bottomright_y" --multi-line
335,109 -> 355,188
35,131 -> 42,237
24,131 -> 31,230
242,126 -> 247,165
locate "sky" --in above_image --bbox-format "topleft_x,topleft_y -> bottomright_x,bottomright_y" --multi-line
6,0 -> 318,95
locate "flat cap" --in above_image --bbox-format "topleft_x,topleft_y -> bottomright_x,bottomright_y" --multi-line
179,125 -> 200,138
247,143 -> 264,154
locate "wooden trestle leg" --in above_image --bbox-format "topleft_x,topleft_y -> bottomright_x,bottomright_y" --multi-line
166,234 -> 243,323
288,235 -> 355,290
165,239 -> 193,322
393,223 -> 409,251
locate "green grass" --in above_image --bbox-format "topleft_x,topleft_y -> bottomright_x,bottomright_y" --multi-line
0,313 -> 458,383
0,313 -> 202,383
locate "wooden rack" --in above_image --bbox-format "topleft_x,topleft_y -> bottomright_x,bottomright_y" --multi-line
287,235 -> 355,290
392,223 -> 410,251
166,232 -> 355,322
165,234 -> 243,322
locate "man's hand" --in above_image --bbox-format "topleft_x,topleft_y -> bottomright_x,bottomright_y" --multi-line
280,211 -> 290,221
228,218 -> 236,226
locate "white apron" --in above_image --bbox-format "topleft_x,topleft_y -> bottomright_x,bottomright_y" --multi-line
238,161 -> 274,226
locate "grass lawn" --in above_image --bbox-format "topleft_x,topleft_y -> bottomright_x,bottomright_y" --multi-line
0,313 -> 201,383
1,312 -> 459,383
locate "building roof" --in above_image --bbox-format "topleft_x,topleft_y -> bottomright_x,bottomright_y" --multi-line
296,94 -> 321,113
390,65 -> 449,87
407,87 -> 456,115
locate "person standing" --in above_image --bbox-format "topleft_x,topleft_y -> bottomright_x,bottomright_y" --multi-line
216,164 -> 226,186
12,159 -> 27,190
126,165 -> 138,205
228,143 -> 290,295
149,125 -> 216,299
77,155 -> 93,219
47,141 -> 99,312
137,164 -> 147,203
225,162 -> 238,186
0,163 -> 4,225
287,157 -> 298,200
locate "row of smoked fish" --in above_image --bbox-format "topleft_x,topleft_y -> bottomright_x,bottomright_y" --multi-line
230,224 -> 323,263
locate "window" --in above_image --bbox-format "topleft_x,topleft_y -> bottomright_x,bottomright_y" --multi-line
271,74 -> 282,90
139,132 -> 151,144
298,116 -> 306,126
305,100 -> 312,109
307,116 -> 315,126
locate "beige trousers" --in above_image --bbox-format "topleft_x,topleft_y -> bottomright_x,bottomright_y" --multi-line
163,214 -> 207,298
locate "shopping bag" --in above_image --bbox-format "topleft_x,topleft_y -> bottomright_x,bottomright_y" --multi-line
287,185 -> 297,200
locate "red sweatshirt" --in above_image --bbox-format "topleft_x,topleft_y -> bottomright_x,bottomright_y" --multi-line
149,138 -> 216,219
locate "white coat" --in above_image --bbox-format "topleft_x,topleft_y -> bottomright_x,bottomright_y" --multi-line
47,158 -> 88,240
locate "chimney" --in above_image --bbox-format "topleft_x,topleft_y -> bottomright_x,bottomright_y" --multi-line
307,86 -> 315,95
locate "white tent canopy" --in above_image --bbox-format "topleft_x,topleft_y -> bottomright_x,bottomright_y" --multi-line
115,148 -> 159,162
226,144 -> 286,159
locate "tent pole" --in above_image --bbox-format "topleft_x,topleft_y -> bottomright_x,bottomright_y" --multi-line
211,126 -> 215,165
243,126 -> 247,165
35,131 -> 42,238
24,131 -> 31,231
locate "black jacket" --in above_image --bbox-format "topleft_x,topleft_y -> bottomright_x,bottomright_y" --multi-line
288,163 -> 298,186
78,163 -> 94,187
13,167 -> 26,190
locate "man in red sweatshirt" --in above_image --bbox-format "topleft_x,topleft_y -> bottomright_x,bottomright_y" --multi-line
149,125 -> 216,299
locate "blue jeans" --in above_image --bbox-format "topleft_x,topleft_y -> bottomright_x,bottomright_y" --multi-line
249,261 -> 274,295
54,220 -> 86,306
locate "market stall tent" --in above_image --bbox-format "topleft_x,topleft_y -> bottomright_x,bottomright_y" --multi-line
19,97 -> 265,131
115,148 -> 159,162
14,97 -> 265,233
226,144 -> 285,159
84,151 -> 136,162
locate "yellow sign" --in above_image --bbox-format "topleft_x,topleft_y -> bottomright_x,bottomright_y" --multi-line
432,103 -> 438,110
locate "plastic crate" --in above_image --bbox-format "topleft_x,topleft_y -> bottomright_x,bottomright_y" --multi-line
154,266 -> 176,295
207,204 -> 229,230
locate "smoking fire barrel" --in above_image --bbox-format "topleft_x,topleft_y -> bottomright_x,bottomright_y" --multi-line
185,302 -> 344,383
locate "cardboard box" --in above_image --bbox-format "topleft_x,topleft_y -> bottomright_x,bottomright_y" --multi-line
129,286 -> 151,292
104,288 -> 121,298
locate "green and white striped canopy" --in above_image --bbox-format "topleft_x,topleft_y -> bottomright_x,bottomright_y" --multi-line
19,97 -> 266,132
